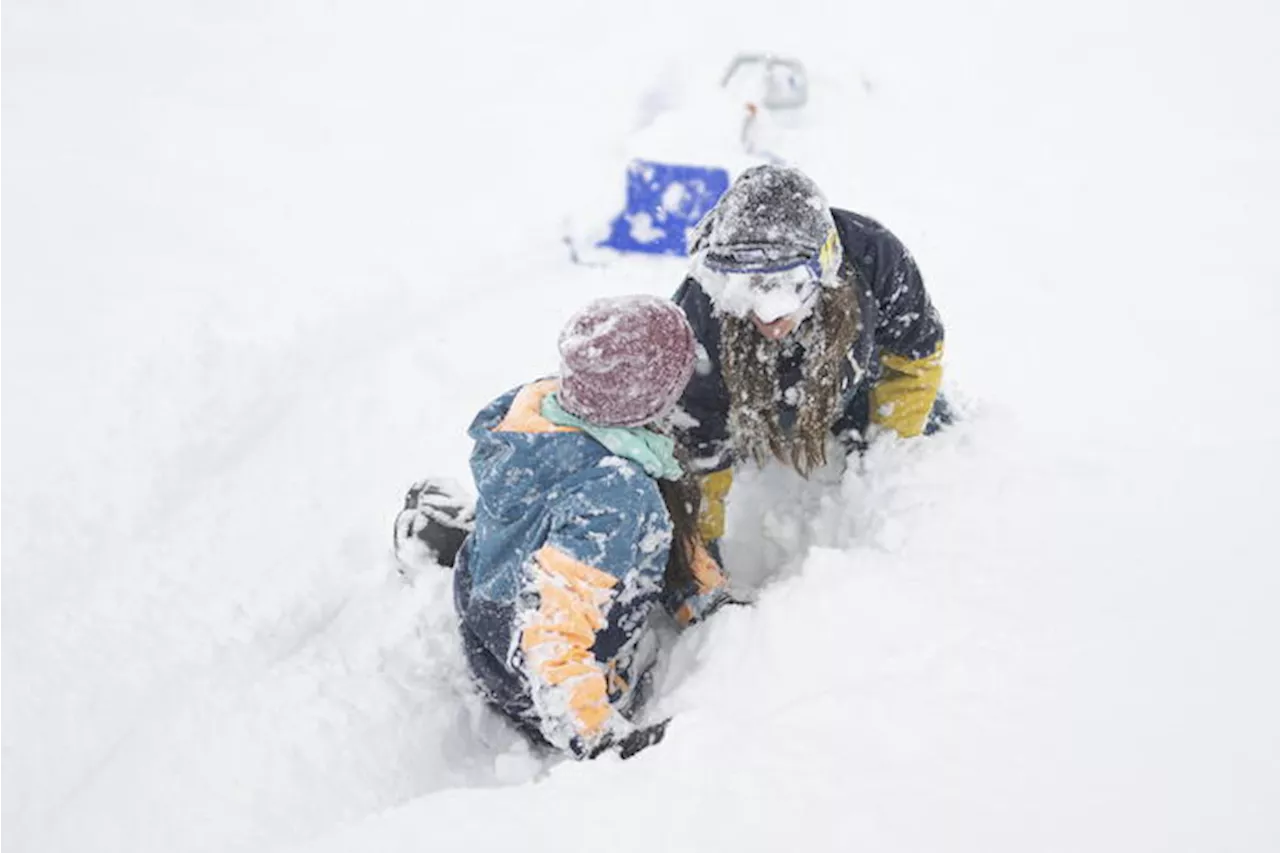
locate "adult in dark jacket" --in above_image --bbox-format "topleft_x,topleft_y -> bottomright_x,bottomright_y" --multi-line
672,165 -> 947,545
449,296 -> 731,760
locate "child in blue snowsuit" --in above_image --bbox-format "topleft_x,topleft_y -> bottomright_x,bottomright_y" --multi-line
451,296 -> 732,760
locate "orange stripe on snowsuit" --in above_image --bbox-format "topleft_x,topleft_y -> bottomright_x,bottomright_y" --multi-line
494,380 -> 579,434
520,545 -> 618,738
675,539 -> 729,627
690,540 -> 726,594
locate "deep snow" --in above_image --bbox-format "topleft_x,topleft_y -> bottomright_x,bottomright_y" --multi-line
4,1 -> 1279,851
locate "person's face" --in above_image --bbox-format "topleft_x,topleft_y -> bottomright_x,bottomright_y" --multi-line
751,311 -> 800,340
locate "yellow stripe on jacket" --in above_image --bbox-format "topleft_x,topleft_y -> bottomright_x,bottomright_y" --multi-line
870,342 -> 944,438
697,468 -> 734,542
520,544 -> 619,740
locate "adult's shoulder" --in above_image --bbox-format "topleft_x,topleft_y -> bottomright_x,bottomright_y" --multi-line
830,208 -> 919,283
830,208 -> 907,251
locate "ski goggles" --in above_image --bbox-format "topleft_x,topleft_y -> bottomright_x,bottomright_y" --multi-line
694,231 -> 840,323
697,253 -> 822,322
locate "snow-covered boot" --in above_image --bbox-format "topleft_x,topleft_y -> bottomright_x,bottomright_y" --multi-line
393,478 -> 475,575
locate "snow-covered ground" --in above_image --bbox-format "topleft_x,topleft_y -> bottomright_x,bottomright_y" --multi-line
4,1 -> 1279,851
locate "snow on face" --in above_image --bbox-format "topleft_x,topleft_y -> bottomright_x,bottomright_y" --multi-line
717,274 -> 818,323
695,258 -> 821,323
689,166 -> 838,326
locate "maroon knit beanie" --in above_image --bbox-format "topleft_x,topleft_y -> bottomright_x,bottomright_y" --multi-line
558,295 -> 696,427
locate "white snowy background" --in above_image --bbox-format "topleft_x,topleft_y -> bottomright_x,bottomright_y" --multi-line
4,1 -> 1279,851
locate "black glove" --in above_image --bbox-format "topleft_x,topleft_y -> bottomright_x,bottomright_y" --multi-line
693,588 -> 753,623
835,427 -> 868,459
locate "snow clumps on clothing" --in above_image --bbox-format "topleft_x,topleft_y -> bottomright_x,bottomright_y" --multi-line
558,295 -> 697,427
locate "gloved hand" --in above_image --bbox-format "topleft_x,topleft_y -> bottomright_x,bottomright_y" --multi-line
696,587 -> 754,622
573,719 -> 671,760
835,427 -> 868,459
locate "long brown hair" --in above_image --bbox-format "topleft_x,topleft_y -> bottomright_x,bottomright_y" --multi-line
654,446 -> 704,594
719,281 -> 861,476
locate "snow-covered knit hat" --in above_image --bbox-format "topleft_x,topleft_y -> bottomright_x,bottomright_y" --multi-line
558,295 -> 696,427
690,164 -> 840,274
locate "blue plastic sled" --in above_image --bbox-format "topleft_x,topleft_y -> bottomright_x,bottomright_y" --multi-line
598,159 -> 731,257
